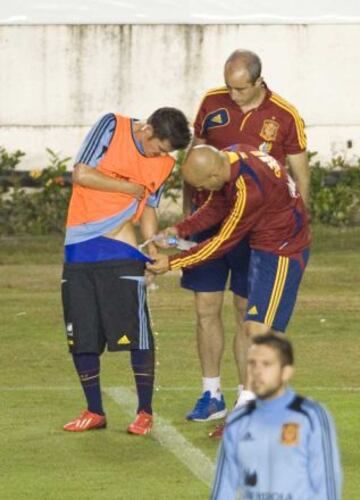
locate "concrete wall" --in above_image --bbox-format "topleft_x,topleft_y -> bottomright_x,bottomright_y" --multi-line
1,24 -> 359,169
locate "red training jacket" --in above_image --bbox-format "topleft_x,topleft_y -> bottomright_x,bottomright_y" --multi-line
169,145 -> 310,271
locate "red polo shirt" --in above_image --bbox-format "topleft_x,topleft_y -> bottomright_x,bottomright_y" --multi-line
192,85 -> 307,208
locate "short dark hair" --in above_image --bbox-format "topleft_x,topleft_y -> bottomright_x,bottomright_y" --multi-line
226,49 -> 262,84
251,334 -> 294,366
147,107 -> 191,150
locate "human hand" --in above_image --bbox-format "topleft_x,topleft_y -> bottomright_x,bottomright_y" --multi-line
144,269 -> 157,286
123,181 -> 145,200
153,227 -> 179,248
147,243 -> 158,260
146,254 -> 170,274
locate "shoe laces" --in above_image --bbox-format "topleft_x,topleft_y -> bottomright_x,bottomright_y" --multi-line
136,411 -> 151,423
194,392 -> 211,411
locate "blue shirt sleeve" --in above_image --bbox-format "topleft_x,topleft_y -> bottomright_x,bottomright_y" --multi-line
146,185 -> 165,208
74,113 -> 116,168
211,423 -> 242,499
306,402 -> 342,500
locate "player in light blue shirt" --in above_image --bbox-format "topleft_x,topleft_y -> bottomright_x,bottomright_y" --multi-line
211,334 -> 342,500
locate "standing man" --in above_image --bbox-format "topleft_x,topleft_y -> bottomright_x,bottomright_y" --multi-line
211,334 -> 342,500
147,144 -> 310,420
61,108 -> 191,435
181,49 -> 309,421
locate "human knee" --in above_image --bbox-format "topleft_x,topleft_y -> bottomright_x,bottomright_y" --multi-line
244,321 -> 271,339
195,292 -> 223,319
233,294 -> 247,319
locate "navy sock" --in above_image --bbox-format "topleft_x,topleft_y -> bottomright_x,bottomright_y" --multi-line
131,350 -> 155,415
72,353 -> 104,416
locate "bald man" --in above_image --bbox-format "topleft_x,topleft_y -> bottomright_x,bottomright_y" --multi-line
148,143 -> 310,422
179,50 -> 309,425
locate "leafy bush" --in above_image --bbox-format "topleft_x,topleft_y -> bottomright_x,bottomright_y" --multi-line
0,147 -> 26,191
310,154 -> 360,226
1,146 -> 359,235
0,148 -> 71,235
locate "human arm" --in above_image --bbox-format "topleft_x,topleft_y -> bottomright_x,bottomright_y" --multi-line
139,205 -> 159,259
211,427 -> 242,499
287,151 -> 310,209
147,174 -> 263,274
307,404 -> 342,499
167,175 -> 263,271
72,163 -> 145,199
146,189 -> 230,274
176,190 -> 229,238
282,105 -> 310,209
72,112 -> 145,199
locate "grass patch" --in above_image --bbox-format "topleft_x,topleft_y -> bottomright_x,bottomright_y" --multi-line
0,225 -> 359,499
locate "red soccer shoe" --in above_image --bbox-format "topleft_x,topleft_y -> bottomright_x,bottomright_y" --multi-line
208,422 -> 225,439
63,410 -> 107,432
127,411 -> 153,435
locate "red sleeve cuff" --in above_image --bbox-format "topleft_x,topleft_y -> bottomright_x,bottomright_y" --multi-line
174,222 -> 190,239
285,147 -> 307,155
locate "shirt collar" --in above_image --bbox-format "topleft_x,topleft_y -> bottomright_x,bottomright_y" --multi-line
255,387 -> 296,411
131,119 -> 145,154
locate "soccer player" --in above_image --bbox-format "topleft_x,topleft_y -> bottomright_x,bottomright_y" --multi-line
181,49 -> 309,423
61,108 -> 191,434
211,335 -> 342,500
147,143 -> 310,409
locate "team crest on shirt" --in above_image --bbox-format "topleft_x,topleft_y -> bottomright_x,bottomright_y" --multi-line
281,423 -> 300,445
260,118 -> 279,141
203,108 -> 230,131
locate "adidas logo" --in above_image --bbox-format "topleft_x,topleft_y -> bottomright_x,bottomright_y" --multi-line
241,431 -> 254,442
118,335 -> 131,345
248,305 -> 258,315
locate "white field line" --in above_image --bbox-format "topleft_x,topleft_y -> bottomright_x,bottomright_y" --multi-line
154,386 -> 360,393
1,385 -> 360,393
0,384 -> 215,485
105,386 -> 215,487
2,384 -> 358,483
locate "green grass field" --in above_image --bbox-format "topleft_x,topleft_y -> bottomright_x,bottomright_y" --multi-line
0,226 -> 359,499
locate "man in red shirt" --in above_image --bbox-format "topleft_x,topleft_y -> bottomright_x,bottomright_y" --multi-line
148,145 -> 310,401
180,50 -> 309,424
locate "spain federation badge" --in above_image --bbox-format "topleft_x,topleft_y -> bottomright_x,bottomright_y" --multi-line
281,423 -> 300,445
260,118 -> 279,142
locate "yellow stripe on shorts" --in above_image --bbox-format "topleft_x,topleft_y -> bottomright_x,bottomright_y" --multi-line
264,256 -> 289,327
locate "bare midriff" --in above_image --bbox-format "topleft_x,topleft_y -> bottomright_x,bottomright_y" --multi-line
105,220 -> 138,247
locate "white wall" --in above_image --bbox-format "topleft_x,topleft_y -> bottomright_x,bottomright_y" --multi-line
2,0 -> 360,24
1,24 -> 359,169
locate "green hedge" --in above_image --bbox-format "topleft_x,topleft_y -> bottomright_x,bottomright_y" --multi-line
309,153 -> 360,225
0,148 -> 71,235
0,147 -> 359,235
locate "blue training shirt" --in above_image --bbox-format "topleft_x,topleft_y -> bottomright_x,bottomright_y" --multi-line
211,388 -> 342,500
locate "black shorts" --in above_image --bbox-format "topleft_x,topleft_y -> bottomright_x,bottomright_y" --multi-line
61,259 -> 153,354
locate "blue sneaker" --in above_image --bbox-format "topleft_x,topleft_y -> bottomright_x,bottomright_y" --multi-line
186,391 -> 227,422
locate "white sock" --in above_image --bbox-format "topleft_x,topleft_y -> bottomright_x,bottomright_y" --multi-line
202,377 -> 222,400
235,388 -> 255,408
